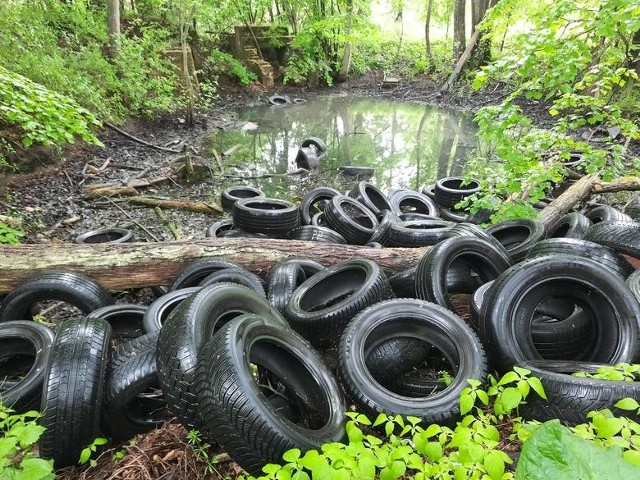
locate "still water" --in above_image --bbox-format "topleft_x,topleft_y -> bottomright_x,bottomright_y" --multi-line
204,95 -> 477,197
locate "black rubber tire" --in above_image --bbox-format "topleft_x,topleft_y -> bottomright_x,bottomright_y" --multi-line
311,211 -> 327,226
486,219 -> 546,262
582,221 -> 640,260
217,229 -> 269,239
388,189 -> 439,217
267,258 -> 325,314
295,146 -> 319,169
324,194 -> 379,245
526,238 -> 634,279
585,205 -> 633,224
199,268 -> 266,297
88,304 -> 146,340
285,259 -> 394,347
470,281 -> 494,329
194,314 -> 345,475
338,166 -> 375,179
472,281 -> 597,359
387,219 -> 454,247
415,236 -> 512,311
439,207 -> 468,223
388,268 -> 417,298
205,219 -> 235,238
398,213 -> 439,222
442,222 -> 512,260
348,182 -> 393,216
233,198 -> 301,238
156,283 -> 288,430
421,184 -> 436,200
529,308 -> 596,360
39,317 -> 111,468
0,270 -> 113,323
628,270 -> 640,303
300,137 -> 327,153
299,187 -> 340,225
220,186 -> 265,212
338,299 -> 487,424
268,95 -> 290,106
102,331 -> 167,440
0,321 -> 54,412
170,258 -> 244,291
365,337 -> 431,387
289,225 -> 347,244
479,255 -> 640,372
74,227 -> 134,244
517,360 -> 640,426
434,177 -> 481,209
546,212 -> 592,239
143,287 -> 201,333
367,210 -> 399,246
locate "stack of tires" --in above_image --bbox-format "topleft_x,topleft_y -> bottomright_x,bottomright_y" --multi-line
2,174 -> 640,475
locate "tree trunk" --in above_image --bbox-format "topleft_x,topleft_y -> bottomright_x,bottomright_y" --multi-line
337,0 -> 353,82
453,0 -> 466,61
107,0 -> 120,60
469,0 -> 492,68
0,239 -> 427,293
425,0 -> 434,68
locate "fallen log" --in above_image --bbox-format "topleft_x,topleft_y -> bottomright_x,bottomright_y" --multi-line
127,196 -> 222,214
592,177 -> 640,194
539,173 -> 599,229
0,238 -> 427,293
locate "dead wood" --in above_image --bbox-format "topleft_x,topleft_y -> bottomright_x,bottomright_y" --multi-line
127,196 -> 222,214
441,30 -> 480,93
539,173 -> 600,228
0,238 -> 427,293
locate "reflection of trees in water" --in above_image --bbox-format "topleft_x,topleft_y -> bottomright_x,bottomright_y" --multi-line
206,97 -> 476,193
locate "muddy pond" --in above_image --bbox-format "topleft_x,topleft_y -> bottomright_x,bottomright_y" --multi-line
206,95 -> 477,198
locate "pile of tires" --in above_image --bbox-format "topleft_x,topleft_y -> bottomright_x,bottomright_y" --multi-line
2,174 -> 639,474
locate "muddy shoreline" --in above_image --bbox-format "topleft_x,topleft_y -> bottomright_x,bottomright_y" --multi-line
2,75 -> 518,246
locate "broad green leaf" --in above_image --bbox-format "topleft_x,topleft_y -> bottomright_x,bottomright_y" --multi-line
484,450 -> 506,479
79,447 -> 91,465
14,457 -> 55,480
498,371 -> 521,386
500,387 -> 523,412
283,449 -> 301,463
515,420 -> 640,480
615,398 -> 640,411
527,377 -> 547,400
460,393 -> 475,415
423,441 -> 443,461
592,416 -> 626,439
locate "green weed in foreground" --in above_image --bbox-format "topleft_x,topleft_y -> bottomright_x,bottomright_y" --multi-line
0,405 -> 54,480
243,366 -> 640,480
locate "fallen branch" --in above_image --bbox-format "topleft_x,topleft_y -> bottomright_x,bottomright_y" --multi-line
103,121 -> 186,154
539,173 -> 600,228
84,185 -> 139,197
591,177 -> 640,194
441,30 -> 480,93
128,196 -> 222,214
0,238 -> 427,293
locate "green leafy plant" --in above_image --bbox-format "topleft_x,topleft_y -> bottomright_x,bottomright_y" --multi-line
186,429 -> 221,476
574,362 -> 640,382
466,0 -> 640,222
517,420 -> 640,479
79,436 -> 108,467
0,66 -> 102,150
206,50 -> 257,86
242,367 -> 550,480
0,403 -> 54,480
0,222 -> 24,245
